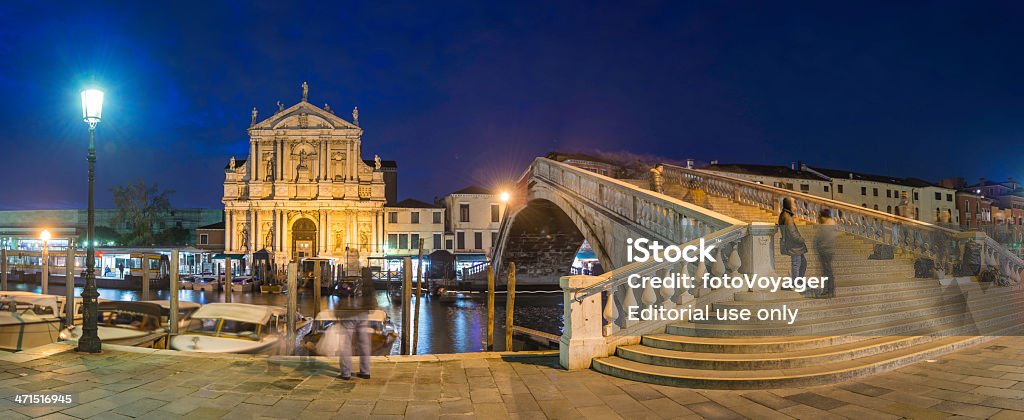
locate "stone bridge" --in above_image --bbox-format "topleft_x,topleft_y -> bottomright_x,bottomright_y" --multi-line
490,158 -> 741,285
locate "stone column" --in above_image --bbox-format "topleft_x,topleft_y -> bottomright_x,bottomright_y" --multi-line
251,141 -> 258,181
372,211 -> 379,253
227,210 -> 233,251
560,275 -> 611,370
353,139 -> 361,180
345,141 -> 352,181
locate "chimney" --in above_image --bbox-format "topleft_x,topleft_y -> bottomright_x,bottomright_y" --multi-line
797,160 -> 803,171
686,159 -> 694,169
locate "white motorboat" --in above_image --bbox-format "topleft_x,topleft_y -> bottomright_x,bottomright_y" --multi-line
169,303 -> 306,354
179,276 -> 195,291
0,294 -> 62,351
230,276 -> 254,292
194,276 -> 218,292
59,300 -> 202,346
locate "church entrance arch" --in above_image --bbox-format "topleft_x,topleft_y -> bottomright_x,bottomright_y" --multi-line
291,218 -> 317,260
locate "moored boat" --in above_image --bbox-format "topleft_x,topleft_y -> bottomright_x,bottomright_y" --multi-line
59,300 -> 202,346
0,294 -> 62,351
301,309 -> 397,356
169,303 -> 306,354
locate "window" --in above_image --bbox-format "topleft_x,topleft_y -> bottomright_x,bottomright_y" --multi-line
456,232 -> 465,249
388,212 -> 398,224
935,192 -> 942,200
445,239 -> 453,250
410,234 -> 420,249
823,185 -> 830,193
874,204 -> 879,210
491,231 -> 498,247
914,192 -> 919,201
862,203 -> 867,207
388,234 -> 398,250
887,205 -> 892,214
433,233 -> 442,250
432,211 -> 442,224
460,204 -> 470,223
861,187 -> 867,195
965,201 -> 970,213
915,208 -> 920,220
873,188 -> 878,197
837,185 -> 844,194
411,212 -> 420,224
886,190 -> 891,198
398,234 -> 409,250
474,232 -> 483,250
947,194 -> 953,202
491,204 -> 500,222
199,234 -> 209,245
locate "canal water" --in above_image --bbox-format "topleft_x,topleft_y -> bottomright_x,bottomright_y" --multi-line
9,284 -> 564,355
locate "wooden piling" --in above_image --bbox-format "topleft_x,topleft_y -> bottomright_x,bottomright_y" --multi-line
41,244 -> 48,295
413,239 -> 424,355
224,257 -> 232,303
141,254 -> 150,301
505,262 -> 516,352
401,257 -> 412,355
287,262 -> 298,354
65,242 -> 75,328
487,265 -> 495,351
169,250 -> 179,335
1,248 -> 6,291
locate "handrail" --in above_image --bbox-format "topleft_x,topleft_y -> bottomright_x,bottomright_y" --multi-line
661,163 -> 1024,275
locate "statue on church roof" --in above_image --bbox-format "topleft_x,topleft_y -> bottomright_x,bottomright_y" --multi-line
277,101 -> 284,112
229,156 -> 236,170
251,107 -> 258,126
324,103 -> 332,114
374,154 -> 381,170
352,106 -> 359,126
302,81 -> 308,102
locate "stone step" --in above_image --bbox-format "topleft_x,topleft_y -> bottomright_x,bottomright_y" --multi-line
618,307 -> 1024,371
666,287 -> 1022,336
718,282 -> 948,311
593,326 -> 1019,389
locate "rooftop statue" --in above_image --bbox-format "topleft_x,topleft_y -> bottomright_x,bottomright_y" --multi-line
302,81 -> 309,102
250,107 -> 258,126
353,106 -> 359,126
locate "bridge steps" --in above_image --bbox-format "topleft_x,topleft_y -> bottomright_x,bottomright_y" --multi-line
591,183 -> 1023,388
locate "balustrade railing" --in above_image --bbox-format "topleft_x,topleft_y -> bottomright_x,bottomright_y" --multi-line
660,163 -> 1024,282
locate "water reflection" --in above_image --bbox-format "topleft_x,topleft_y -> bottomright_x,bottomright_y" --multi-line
10,284 -> 563,354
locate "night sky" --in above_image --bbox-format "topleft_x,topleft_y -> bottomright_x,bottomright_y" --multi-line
1,1 -> 1022,210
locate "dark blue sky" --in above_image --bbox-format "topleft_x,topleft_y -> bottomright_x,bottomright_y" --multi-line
1,1 -> 1022,210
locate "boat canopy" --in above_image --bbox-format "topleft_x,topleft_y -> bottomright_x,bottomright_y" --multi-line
147,300 -> 201,310
98,301 -> 165,320
0,293 -> 60,313
314,309 -> 387,323
191,303 -> 283,324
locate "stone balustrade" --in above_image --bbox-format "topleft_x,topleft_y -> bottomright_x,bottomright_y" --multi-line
661,163 -> 1024,283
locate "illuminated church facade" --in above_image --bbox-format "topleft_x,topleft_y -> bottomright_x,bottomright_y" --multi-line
222,83 -> 388,269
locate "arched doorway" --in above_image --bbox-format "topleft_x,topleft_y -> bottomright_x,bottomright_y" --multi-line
291,218 -> 317,260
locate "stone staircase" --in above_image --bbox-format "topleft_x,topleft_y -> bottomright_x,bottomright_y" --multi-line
592,189 -> 1024,389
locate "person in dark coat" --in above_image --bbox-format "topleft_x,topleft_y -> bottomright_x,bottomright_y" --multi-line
778,198 -> 807,279
813,208 -> 838,298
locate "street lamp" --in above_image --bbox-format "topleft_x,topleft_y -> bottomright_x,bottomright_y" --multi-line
499,191 -> 510,203
78,88 -> 104,353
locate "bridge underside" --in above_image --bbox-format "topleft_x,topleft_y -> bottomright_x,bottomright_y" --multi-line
501,199 -> 587,285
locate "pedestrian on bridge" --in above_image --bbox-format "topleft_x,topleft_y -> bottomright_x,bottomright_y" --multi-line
778,198 -> 807,279
813,208 -> 837,298
649,163 -> 665,194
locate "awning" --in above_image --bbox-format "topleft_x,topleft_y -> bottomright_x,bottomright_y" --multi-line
209,253 -> 245,259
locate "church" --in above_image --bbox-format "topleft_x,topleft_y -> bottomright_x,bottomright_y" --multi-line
222,83 -> 391,271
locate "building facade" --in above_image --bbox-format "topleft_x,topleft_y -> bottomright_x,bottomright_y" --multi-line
383,199 -> 445,257
702,163 -> 958,223
222,85 -> 388,270
444,186 -> 507,259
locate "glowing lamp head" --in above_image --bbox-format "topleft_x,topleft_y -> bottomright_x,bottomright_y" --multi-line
81,88 -> 104,127
40,230 -> 51,242
499,191 -> 510,203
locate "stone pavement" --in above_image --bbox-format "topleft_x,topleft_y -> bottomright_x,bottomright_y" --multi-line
3,338 -> 1024,419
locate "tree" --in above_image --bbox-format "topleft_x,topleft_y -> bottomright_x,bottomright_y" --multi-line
110,180 -> 174,246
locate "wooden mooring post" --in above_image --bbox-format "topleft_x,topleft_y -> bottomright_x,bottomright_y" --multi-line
505,262 -> 517,352
401,257 -> 412,355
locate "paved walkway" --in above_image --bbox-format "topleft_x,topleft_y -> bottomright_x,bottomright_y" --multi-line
3,337 -> 1024,419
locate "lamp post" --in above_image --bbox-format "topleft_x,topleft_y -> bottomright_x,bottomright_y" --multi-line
78,88 -> 104,353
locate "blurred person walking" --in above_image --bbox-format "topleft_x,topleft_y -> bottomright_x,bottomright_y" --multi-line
778,198 -> 807,279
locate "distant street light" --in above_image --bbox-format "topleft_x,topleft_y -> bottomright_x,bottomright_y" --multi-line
78,88 -> 104,353
500,191 -> 510,203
